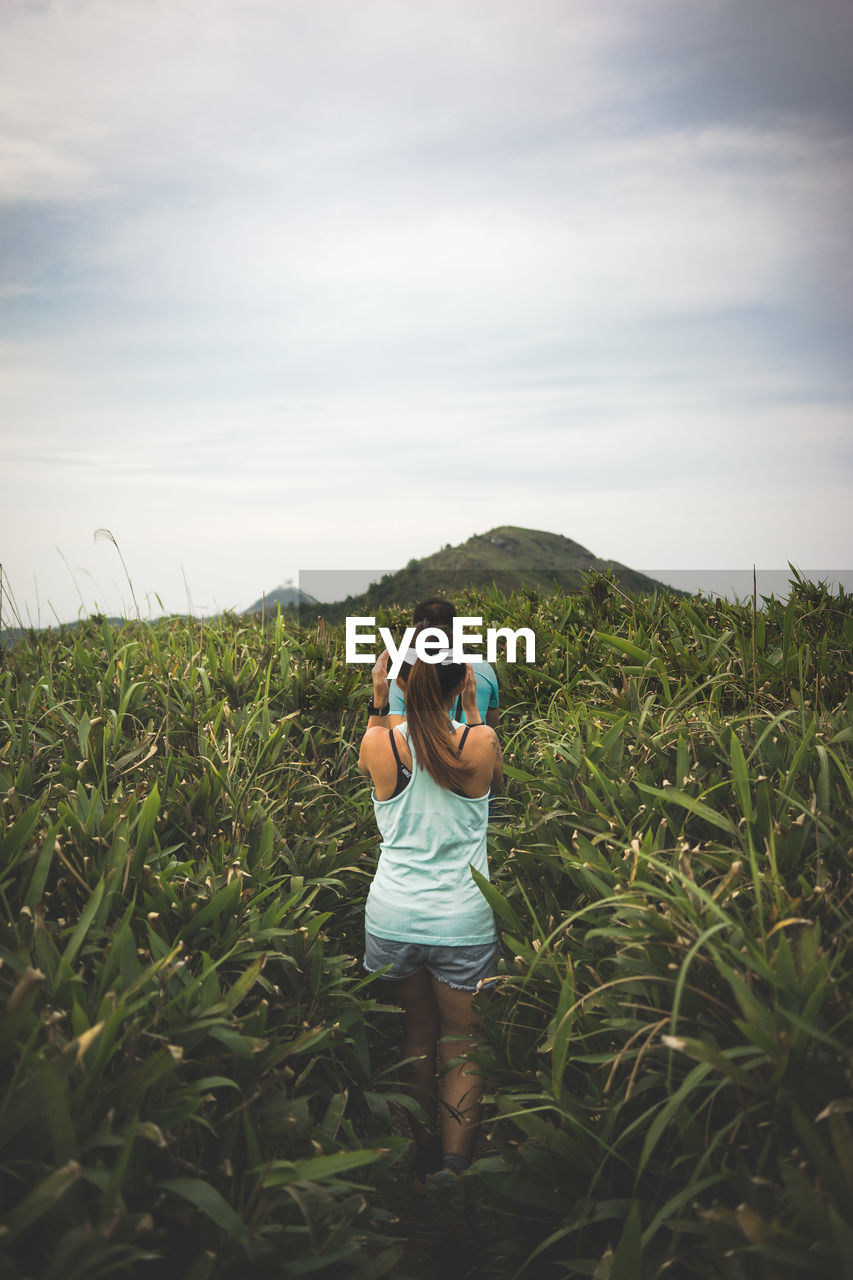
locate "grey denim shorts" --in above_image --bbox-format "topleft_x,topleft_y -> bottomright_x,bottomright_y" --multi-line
363,932 -> 499,992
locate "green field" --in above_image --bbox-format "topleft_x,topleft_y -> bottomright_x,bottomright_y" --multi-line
1,575 -> 851,1278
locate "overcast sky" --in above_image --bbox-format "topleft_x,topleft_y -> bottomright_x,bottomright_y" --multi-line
2,0 -> 851,622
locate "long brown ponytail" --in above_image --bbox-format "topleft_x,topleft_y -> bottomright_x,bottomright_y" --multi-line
401,637 -> 474,791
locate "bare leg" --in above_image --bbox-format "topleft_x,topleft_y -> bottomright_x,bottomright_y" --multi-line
386,969 -> 441,1148
432,978 -> 483,1164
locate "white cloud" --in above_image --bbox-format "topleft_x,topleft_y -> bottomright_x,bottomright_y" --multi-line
1,0 -> 850,622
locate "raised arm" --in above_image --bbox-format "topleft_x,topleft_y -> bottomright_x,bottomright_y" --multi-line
460,665 -> 482,724
460,666 -> 502,790
357,650 -> 392,774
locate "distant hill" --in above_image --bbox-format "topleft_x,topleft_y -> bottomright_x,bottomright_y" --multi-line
403,526 -> 664,595
1,616 -> 128,646
242,585 -> 318,615
297,526 -> 677,622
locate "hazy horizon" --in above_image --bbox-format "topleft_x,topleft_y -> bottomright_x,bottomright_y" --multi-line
3,556 -> 851,630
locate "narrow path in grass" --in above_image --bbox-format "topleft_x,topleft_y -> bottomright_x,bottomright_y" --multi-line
374,1110 -> 507,1280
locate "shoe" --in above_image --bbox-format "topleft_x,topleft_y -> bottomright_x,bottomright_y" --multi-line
425,1165 -> 470,1240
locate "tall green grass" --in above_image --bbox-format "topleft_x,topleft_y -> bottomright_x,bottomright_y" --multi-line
1,612 -> 405,1278
469,576 -> 853,1277
1,575 -> 851,1277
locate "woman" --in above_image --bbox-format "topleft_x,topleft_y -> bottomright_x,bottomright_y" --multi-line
357,627 -> 503,1191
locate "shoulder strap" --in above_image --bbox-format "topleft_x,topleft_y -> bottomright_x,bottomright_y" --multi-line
388,728 -> 404,768
457,725 -> 471,753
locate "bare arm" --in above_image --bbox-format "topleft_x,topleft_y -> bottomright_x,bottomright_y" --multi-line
486,707 -> 499,730
460,665 -> 481,723
358,651 -> 392,774
459,666 -> 502,790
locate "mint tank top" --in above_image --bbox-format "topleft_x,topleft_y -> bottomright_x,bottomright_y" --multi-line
365,722 -> 496,946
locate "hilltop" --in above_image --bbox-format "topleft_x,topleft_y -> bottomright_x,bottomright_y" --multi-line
242,584 -> 318,616
406,526 -> 664,595
291,526 -> 675,622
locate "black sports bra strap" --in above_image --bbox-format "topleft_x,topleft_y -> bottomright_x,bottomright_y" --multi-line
388,729 -> 404,767
457,725 -> 471,753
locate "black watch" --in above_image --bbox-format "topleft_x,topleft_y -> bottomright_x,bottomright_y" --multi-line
367,698 -> 390,717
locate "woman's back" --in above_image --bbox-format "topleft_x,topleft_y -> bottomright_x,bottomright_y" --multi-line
366,722 -> 494,946
365,718 -> 500,802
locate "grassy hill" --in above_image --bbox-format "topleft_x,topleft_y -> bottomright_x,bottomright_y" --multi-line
242,585 -> 318,616
411,525 -> 664,593
301,525 -> 674,621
